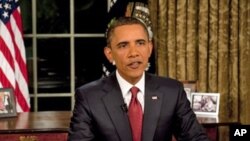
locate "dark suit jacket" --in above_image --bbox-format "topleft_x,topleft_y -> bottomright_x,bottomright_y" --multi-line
68,72 -> 209,141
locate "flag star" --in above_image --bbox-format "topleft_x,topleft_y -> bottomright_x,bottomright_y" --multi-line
0,4 -> 2,9
2,11 -> 9,18
4,3 -> 11,10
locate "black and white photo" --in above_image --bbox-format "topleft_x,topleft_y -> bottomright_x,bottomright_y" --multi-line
191,93 -> 220,116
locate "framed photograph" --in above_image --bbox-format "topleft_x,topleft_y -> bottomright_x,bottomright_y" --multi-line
191,93 -> 220,116
0,88 -> 17,118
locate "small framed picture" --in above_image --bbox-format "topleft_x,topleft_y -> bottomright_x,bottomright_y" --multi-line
0,88 -> 17,118
191,93 -> 220,116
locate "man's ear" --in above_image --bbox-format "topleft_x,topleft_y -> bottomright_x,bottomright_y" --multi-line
104,46 -> 113,63
148,41 -> 153,58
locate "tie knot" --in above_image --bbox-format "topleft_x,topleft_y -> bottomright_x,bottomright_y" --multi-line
130,86 -> 139,97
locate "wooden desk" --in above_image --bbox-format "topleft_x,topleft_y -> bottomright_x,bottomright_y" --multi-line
0,111 -> 71,141
0,112 -> 239,141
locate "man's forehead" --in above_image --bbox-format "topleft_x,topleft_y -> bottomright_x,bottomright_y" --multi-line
113,24 -> 147,34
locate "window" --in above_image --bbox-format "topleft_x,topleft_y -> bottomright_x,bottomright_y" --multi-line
20,0 -> 107,111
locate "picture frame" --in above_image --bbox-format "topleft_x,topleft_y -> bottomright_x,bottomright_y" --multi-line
191,93 -> 220,116
0,88 -> 17,118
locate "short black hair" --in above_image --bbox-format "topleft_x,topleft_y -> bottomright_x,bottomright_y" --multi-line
106,17 -> 149,46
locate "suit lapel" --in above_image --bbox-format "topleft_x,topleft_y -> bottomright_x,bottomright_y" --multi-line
142,74 -> 162,141
102,73 -> 132,141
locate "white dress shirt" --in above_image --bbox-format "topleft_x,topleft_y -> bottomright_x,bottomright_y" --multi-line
116,70 -> 145,112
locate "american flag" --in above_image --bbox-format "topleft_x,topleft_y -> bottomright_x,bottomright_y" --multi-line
0,0 -> 30,112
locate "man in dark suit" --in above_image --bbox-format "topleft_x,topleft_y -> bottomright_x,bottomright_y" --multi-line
68,17 -> 209,141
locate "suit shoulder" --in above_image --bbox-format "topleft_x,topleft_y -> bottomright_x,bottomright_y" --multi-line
147,73 -> 183,88
76,77 -> 106,94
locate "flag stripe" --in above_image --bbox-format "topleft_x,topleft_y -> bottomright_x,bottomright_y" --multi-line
10,15 -> 28,81
11,9 -> 26,62
0,51 -> 15,87
0,21 -> 16,61
0,66 -> 14,89
14,61 -> 29,101
12,7 -> 23,35
0,37 -> 15,70
15,82 -> 29,111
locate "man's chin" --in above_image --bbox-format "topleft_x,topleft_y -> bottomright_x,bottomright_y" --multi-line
129,70 -> 145,77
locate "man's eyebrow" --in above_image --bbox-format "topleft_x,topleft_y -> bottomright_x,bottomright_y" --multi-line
115,39 -> 147,47
135,39 -> 146,42
116,41 -> 129,47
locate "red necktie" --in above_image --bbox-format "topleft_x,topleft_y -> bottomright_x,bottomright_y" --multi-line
128,87 -> 143,141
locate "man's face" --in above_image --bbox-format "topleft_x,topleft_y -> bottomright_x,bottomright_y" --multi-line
104,24 -> 153,84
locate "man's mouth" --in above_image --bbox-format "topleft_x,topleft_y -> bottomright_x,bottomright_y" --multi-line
128,61 -> 142,69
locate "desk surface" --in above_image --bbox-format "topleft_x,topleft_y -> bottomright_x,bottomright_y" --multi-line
0,111 -> 71,133
0,111 -> 239,133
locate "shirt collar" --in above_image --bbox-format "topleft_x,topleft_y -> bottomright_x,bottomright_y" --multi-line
116,70 -> 145,95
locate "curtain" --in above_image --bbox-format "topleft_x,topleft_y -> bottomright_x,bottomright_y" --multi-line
148,0 -> 250,140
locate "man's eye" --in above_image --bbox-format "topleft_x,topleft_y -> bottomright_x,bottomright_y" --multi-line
137,41 -> 146,46
118,43 -> 127,48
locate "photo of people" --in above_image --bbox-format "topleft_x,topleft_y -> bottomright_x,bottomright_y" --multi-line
0,91 -> 12,114
191,93 -> 220,116
0,88 -> 16,117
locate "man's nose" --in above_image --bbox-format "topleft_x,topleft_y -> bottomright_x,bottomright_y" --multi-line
129,45 -> 139,57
